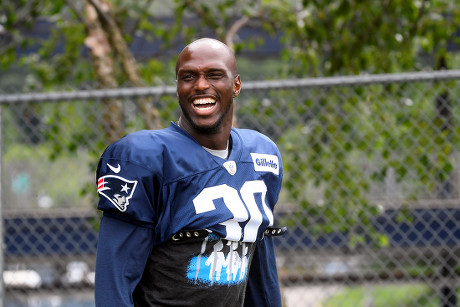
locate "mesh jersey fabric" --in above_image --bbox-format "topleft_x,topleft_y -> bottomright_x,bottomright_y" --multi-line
95,122 -> 283,306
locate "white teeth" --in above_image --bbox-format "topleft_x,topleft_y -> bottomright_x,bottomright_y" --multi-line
193,98 -> 216,105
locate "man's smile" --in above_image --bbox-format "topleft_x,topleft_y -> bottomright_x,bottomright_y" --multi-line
192,97 -> 217,112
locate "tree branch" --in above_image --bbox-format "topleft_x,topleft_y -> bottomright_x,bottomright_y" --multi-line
225,15 -> 250,49
183,0 -> 223,39
409,0 -> 429,37
65,0 -> 91,28
125,0 -> 157,38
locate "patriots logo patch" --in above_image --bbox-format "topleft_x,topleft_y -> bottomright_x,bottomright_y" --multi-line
97,175 -> 138,212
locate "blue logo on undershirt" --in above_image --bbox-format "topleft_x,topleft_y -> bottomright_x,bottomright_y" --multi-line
186,238 -> 250,287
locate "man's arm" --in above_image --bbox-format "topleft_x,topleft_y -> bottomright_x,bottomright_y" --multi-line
95,215 -> 154,307
244,236 -> 282,307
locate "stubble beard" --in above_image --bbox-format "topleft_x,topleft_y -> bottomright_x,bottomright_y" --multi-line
180,100 -> 233,134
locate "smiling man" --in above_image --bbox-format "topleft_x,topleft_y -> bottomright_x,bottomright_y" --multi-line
95,38 -> 284,307
176,38 -> 240,142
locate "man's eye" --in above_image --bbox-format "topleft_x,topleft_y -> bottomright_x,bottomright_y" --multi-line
208,73 -> 224,79
181,74 -> 194,81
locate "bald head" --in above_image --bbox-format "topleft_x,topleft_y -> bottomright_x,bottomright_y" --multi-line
175,37 -> 242,147
176,38 -> 238,77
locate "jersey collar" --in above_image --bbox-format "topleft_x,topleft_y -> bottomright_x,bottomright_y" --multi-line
169,121 -> 243,163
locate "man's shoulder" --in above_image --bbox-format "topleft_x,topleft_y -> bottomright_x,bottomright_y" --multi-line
100,125 -> 191,166
119,126 -> 179,145
107,125 -> 185,152
232,128 -> 279,153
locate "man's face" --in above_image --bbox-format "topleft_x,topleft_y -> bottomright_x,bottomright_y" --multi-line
176,41 -> 241,134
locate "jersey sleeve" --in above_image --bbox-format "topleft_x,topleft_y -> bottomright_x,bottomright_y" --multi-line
244,236 -> 282,307
95,215 -> 154,307
95,133 -> 163,306
96,135 -> 162,227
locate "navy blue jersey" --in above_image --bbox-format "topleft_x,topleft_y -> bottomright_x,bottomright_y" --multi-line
95,122 -> 283,306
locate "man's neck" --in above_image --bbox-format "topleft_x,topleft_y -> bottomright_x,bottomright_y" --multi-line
177,118 -> 231,150
202,140 -> 230,159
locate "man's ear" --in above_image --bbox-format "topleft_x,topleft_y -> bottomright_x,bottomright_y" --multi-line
233,74 -> 241,98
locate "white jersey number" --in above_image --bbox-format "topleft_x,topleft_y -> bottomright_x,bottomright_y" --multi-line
193,180 -> 274,242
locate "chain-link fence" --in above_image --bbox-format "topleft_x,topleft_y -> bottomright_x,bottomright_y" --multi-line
2,70 -> 460,306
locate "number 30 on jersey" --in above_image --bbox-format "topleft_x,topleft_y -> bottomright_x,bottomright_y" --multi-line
193,180 -> 274,242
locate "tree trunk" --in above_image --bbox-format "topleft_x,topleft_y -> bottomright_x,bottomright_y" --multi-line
84,0 -> 124,143
88,0 -> 162,130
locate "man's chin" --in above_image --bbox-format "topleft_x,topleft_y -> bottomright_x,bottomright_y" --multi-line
192,121 -> 221,134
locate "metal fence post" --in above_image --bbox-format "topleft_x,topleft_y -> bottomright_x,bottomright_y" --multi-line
436,89 -> 457,307
0,105 -> 4,307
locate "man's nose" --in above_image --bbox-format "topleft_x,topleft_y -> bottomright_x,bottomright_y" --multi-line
195,74 -> 210,91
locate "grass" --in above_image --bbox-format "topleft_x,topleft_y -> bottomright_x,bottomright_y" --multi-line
324,284 -> 442,307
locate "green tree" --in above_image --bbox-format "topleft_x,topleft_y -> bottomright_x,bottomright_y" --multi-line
2,0 -> 460,242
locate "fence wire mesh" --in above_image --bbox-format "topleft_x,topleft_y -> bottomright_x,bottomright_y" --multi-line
2,70 -> 460,306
